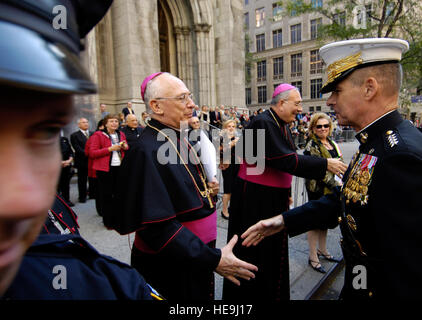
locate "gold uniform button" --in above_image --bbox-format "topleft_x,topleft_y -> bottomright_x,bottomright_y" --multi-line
369,292 -> 373,297
338,217 -> 342,223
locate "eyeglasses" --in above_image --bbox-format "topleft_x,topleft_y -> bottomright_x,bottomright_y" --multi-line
316,124 -> 330,129
284,100 -> 302,107
154,93 -> 194,104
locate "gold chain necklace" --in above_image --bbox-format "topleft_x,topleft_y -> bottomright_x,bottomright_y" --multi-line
269,109 -> 281,128
146,121 -> 214,208
269,109 -> 296,149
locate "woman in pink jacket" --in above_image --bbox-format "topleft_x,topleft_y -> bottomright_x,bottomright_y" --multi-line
89,114 -> 128,228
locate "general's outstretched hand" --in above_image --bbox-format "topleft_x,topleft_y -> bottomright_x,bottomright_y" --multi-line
241,214 -> 285,247
215,235 -> 258,286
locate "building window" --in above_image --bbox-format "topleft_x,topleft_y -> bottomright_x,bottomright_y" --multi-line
310,18 -> 322,40
245,0 -> 249,5
291,53 -> 302,77
311,78 -> 323,99
385,2 -> 395,23
291,81 -> 302,96
246,88 -> 252,105
290,24 -> 301,44
256,34 -> 265,52
316,106 -> 321,111
272,29 -> 282,48
257,60 -> 267,82
258,86 -> 267,103
273,57 -> 283,80
290,0 -> 301,17
272,2 -> 283,21
365,4 -> 373,25
333,12 -> 346,26
310,50 -> 322,74
309,106 -> 315,112
244,13 -> 249,30
255,7 -> 265,28
311,0 -> 323,8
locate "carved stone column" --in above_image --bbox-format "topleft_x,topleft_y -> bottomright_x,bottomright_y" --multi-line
193,23 -> 214,106
111,0 -> 160,114
70,29 -> 100,134
213,0 -> 245,107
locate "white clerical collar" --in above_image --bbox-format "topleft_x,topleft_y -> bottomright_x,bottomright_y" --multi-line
357,109 -> 396,134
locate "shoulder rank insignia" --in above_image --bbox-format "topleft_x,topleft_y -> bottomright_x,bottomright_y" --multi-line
342,153 -> 378,206
358,132 -> 368,144
386,130 -> 398,148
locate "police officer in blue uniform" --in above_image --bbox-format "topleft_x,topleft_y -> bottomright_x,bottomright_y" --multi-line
0,0 -> 160,300
4,195 -> 158,300
241,38 -> 422,300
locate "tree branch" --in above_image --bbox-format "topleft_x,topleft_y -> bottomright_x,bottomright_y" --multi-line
384,0 -> 404,37
378,0 -> 387,37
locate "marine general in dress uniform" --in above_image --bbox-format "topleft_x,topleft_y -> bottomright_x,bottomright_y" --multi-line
241,38 -> 422,300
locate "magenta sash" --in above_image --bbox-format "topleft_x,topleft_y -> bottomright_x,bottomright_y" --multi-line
181,210 -> 217,244
238,162 -> 292,188
134,211 -> 217,253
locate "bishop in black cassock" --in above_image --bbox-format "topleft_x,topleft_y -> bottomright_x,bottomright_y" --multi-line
113,72 -> 257,301
223,84 -> 347,301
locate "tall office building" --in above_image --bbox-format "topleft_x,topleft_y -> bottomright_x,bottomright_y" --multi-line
244,0 -> 335,113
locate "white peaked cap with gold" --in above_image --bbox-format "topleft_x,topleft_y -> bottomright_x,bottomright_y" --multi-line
319,38 -> 409,94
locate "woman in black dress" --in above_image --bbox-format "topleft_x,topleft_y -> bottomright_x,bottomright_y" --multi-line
219,120 -> 239,219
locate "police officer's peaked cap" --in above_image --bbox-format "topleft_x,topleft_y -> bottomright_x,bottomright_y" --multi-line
0,0 -> 113,94
319,38 -> 409,94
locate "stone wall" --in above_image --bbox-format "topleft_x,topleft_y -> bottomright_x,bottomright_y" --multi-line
81,0 -> 245,122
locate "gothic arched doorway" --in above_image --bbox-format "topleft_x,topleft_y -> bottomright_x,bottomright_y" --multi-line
158,0 -> 177,74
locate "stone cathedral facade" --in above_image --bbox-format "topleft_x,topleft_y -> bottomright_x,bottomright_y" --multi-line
74,0 -> 245,124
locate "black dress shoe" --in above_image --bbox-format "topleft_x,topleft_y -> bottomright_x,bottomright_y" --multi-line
318,250 -> 341,263
308,259 -> 326,274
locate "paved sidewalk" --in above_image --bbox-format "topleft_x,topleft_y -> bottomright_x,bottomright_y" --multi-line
70,141 -> 359,300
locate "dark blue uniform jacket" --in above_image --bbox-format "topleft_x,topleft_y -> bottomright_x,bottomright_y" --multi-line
2,195 -> 154,300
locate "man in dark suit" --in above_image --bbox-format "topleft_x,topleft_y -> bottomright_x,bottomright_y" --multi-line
70,118 -> 93,203
210,106 -> 223,129
122,101 -> 136,118
121,114 -> 143,147
58,135 -> 74,206
241,38 -> 422,300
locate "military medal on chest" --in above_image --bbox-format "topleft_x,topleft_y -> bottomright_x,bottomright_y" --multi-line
342,153 -> 378,206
